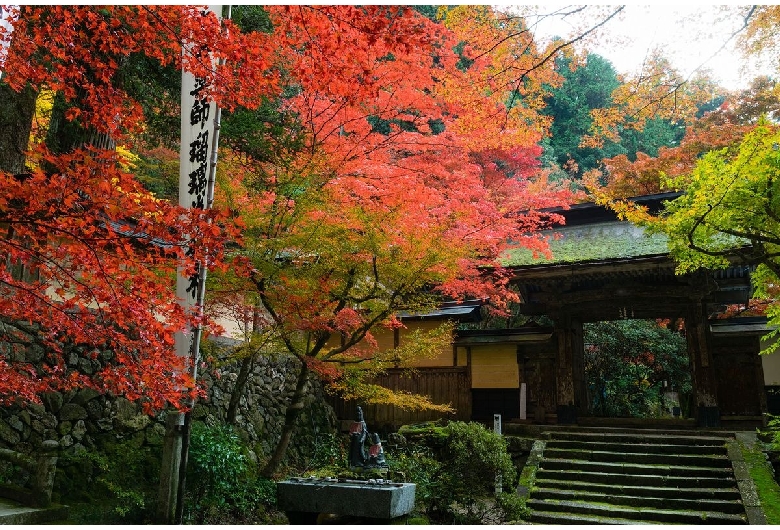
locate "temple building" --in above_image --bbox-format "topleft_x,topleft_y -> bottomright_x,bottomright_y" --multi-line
332,193 -> 775,431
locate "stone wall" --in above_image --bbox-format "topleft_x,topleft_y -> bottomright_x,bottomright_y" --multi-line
0,339 -> 337,487
193,349 -> 338,466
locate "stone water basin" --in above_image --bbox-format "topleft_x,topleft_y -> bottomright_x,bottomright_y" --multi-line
277,477 -> 416,522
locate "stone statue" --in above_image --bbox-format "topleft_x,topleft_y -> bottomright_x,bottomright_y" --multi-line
366,432 -> 388,468
348,406 -> 368,468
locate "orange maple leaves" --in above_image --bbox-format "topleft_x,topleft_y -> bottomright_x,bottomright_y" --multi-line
0,4 -> 576,410
1,5 -> 279,140
208,5 -> 575,385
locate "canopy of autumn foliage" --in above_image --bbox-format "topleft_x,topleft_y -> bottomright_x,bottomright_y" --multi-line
208,5 -> 575,410
0,5 -> 579,415
579,5 -> 780,201
585,76 -> 780,199
0,5 -> 270,410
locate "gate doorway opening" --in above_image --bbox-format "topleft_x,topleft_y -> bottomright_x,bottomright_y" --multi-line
583,319 -> 692,419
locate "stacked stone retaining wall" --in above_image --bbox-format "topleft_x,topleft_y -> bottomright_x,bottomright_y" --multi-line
0,339 -> 337,491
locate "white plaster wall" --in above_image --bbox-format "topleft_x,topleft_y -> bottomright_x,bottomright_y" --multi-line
761,337 -> 780,385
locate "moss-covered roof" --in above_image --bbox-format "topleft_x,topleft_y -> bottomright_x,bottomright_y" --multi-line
501,221 -> 670,266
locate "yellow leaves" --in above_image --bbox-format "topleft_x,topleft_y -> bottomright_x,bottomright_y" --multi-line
583,107 -> 623,146
587,52 -> 714,148
115,145 -> 140,172
737,6 -> 780,74
585,176 -> 655,227
334,380 -> 454,413
379,322 -> 454,368
26,89 -> 56,161
434,5 -> 557,152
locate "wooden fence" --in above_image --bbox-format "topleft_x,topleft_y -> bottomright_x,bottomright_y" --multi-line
329,367 -> 471,431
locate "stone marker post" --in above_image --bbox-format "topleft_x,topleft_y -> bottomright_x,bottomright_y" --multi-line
494,413 -> 502,494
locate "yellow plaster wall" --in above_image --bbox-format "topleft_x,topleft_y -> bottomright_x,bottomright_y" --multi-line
470,344 -> 518,389
371,326 -> 397,353
456,346 -> 468,367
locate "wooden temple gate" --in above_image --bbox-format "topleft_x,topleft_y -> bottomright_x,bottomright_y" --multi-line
506,193 -> 765,428
332,193 -> 768,430
507,258 -> 762,427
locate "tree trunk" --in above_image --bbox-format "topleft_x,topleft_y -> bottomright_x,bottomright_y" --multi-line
260,359 -> 309,478
0,82 -> 37,175
0,81 -> 39,281
227,306 -> 264,424
226,352 -> 256,425
0,5 -> 38,176
45,90 -> 114,156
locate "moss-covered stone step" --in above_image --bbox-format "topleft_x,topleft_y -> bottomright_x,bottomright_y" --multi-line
528,508 -> 734,525
527,499 -> 747,525
535,468 -> 736,488
533,487 -> 745,513
543,447 -> 730,466
539,458 -> 735,478
543,430 -> 731,446
546,439 -> 728,456
525,428 -> 747,525
534,478 -> 742,501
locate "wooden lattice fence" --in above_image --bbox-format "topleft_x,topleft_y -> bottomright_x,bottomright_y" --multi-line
329,367 -> 471,431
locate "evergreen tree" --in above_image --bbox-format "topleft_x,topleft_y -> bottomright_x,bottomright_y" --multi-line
542,53 -> 624,176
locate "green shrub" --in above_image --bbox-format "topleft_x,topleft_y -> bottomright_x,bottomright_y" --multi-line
764,415 -> 780,449
388,444 -> 441,512
392,421 -> 518,524
584,319 -> 690,418
55,439 -> 161,523
183,421 -> 280,524
186,422 -> 247,508
306,432 -> 347,472
496,491 -> 529,522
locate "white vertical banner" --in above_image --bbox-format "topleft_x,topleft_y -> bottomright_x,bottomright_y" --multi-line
176,5 -> 222,360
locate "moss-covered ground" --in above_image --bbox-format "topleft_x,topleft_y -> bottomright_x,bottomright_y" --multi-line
743,444 -> 780,524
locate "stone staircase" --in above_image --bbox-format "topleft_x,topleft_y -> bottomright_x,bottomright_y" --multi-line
526,428 -> 749,525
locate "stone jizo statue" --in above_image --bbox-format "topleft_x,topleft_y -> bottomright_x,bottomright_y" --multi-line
348,406 -> 368,468
348,406 -> 389,469
366,432 -> 387,468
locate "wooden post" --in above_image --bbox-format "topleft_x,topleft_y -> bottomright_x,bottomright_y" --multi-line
554,313 -> 578,424
156,413 -> 184,523
519,383 -> 527,420
686,300 -> 720,427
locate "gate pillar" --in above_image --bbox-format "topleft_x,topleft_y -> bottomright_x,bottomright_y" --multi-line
553,314 -> 584,424
687,300 -> 720,427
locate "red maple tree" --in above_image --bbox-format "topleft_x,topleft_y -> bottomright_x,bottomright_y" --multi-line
200,6 -> 575,474
0,5 -> 271,410
0,5 -> 574,439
